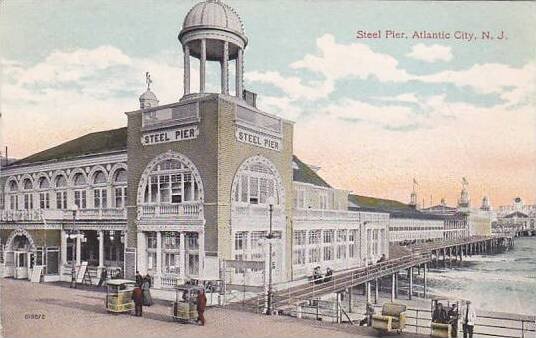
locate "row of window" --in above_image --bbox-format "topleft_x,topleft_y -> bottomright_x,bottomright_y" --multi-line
293,187 -> 334,210
7,187 -> 127,210
389,226 -> 443,231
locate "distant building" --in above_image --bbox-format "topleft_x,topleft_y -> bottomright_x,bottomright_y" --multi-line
348,194 -> 444,245
496,197 -> 536,234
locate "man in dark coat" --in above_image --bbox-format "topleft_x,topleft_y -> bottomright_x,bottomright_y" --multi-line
135,271 -> 143,287
97,268 -> 107,287
197,289 -> 207,326
132,287 -> 144,317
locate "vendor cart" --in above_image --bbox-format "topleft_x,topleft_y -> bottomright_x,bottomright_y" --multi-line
105,279 -> 136,314
171,284 -> 205,324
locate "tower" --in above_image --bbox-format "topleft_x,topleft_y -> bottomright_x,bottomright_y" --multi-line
458,177 -> 470,209
178,0 -> 247,98
139,72 -> 159,109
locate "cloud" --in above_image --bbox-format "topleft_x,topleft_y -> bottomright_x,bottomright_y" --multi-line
1,46 -> 196,158
406,44 -> 453,63
418,62 -> 536,107
291,34 -> 411,83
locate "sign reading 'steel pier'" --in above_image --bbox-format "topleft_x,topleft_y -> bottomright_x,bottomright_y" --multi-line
236,127 -> 281,152
142,126 -> 199,145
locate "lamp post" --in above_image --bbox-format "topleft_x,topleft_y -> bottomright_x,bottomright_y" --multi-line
266,196 -> 275,315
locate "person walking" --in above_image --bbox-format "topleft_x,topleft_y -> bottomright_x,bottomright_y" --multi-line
132,286 -> 144,317
142,274 -> 153,306
462,301 -> 476,338
197,288 -> 207,326
97,268 -> 108,287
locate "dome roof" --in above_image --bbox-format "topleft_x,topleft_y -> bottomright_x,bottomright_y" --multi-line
139,89 -> 158,101
182,0 -> 244,36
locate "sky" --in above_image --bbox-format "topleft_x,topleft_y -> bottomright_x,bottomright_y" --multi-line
1,0 -> 535,207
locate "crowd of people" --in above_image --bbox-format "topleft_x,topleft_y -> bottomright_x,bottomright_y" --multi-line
131,271 -> 153,316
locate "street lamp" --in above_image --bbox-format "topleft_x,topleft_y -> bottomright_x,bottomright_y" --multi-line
266,195 -> 275,315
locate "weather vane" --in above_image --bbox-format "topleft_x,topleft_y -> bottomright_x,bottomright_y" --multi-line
145,72 -> 152,90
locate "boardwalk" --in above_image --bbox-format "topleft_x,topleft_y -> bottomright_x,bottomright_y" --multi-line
228,236 -> 514,313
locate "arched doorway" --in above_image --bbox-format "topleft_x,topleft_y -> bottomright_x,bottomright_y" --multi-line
4,229 -> 36,279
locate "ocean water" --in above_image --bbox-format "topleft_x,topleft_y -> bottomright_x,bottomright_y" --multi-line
426,237 -> 536,316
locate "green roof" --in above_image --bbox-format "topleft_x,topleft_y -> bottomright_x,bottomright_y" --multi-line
349,194 -> 413,211
13,127 -> 127,166
292,155 -> 331,188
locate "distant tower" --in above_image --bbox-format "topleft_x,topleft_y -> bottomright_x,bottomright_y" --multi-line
440,198 -> 447,207
458,177 -> 470,209
480,196 -> 491,211
179,0 -> 247,98
409,178 -> 418,209
139,72 -> 159,109
513,197 -> 523,210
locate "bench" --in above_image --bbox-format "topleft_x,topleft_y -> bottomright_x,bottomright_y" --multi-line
372,303 -> 407,333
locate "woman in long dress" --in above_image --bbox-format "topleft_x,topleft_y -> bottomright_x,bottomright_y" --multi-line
142,274 -> 153,306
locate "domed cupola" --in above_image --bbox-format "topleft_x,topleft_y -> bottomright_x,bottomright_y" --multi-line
179,0 -> 248,98
139,72 -> 159,109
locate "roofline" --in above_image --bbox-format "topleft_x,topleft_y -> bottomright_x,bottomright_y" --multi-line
2,149 -> 127,174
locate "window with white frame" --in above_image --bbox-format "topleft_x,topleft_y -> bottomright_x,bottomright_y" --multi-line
143,159 -> 201,205
73,173 -> 87,209
113,169 -> 127,208
22,179 -> 33,210
92,171 -> 107,209
234,162 -> 279,207
293,230 -> 307,265
319,190 -> 328,210
234,232 -> 248,251
348,229 -> 356,258
250,231 -> 266,260
146,232 -> 157,273
294,188 -> 306,209
162,232 -> 180,274
55,176 -> 68,209
8,180 -> 18,210
323,230 -> 334,261
38,177 -> 50,209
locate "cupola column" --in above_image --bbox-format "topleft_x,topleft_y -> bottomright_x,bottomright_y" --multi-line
200,39 -> 207,93
183,44 -> 191,96
221,41 -> 229,95
236,48 -> 243,98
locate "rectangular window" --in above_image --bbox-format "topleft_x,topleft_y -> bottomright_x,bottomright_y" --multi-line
94,188 -> 107,209
159,175 -> 171,203
323,230 -> 333,244
308,247 -> 321,263
293,248 -> 306,265
308,230 -> 321,245
171,174 -> 182,203
259,178 -> 268,204
240,175 -> 248,203
114,187 -> 127,208
293,231 -> 306,246
147,232 -> 157,249
249,177 -> 259,204
56,191 -> 67,209
39,192 -> 50,209
337,245 -> 346,259
323,246 -> 333,261
183,174 -> 192,202
10,195 -> 18,210
74,190 -> 87,209
24,193 -> 33,210
234,232 -> 248,251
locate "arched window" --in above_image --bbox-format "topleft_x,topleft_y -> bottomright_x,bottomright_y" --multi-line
93,171 -> 107,185
7,180 -> 18,210
233,160 -> 280,206
92,171 -> 107,209
22,178 -> 33,210
142,159 -> 201,204
73,173 -> 87,187
23,179 -> 33,191
38,177 -> 50,209
113,169 -> 127,208
38,177 -> 50,190
55,175 -> 68,209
